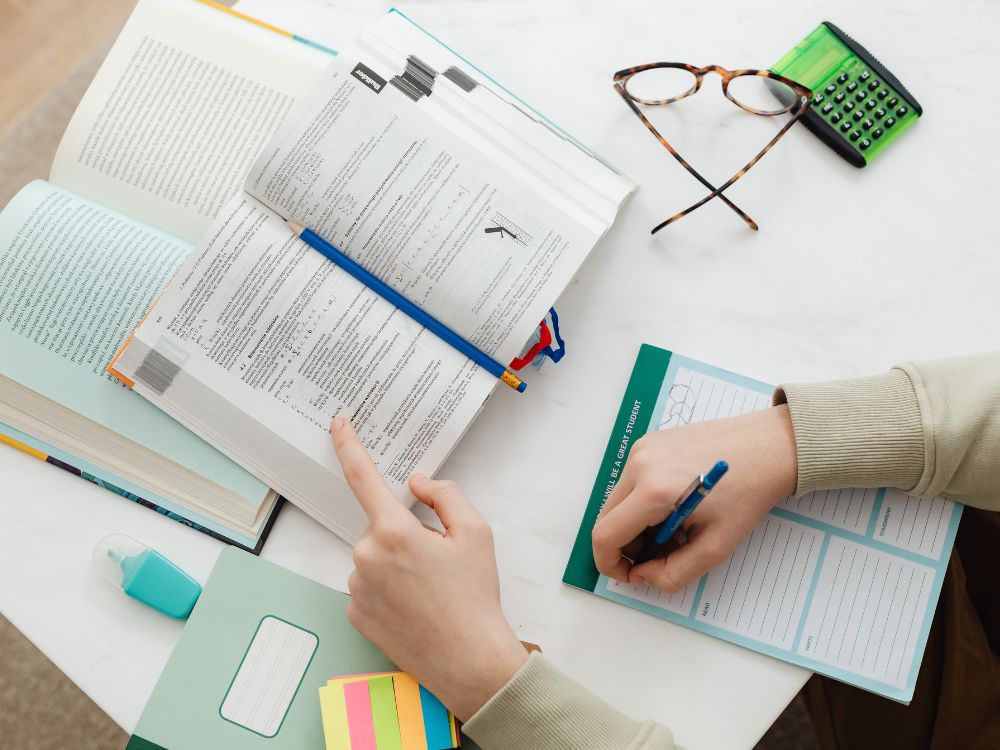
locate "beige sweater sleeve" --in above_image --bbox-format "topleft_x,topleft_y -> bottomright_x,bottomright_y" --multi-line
463,653 -> 674,750
774,352 -> 1000,509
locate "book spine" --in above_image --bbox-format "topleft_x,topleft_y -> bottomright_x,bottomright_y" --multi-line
0,433 -> 269,554
562,345 -> 671,591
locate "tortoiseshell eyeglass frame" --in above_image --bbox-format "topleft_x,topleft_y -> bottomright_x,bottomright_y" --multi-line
614,63 -> 812,233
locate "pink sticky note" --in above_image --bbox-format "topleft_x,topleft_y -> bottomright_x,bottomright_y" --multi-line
343,680 -> 377,750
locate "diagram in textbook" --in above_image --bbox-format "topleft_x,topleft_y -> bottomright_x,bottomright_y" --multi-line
484,212 -> 530,246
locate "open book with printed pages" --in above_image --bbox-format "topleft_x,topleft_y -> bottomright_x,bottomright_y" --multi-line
0,0 -> 344,551
107,8 -> 635,543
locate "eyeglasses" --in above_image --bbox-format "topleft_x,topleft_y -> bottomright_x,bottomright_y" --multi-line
614,63 -> 812,232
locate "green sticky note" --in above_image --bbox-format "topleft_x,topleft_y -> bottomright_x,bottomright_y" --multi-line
369,675 -> 403,750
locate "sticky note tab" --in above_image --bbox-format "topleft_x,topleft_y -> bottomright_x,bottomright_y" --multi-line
393,673 -> 429,750
419,685 -> 454,750
343,680 -> 377,750
369,675 -> 403,750
319,684 -> 350,750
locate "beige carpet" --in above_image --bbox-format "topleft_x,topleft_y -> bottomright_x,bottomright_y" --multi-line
0,614 -> 127,749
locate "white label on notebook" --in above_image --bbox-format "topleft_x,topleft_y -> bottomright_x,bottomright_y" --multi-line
695,516 -> 824,650
220,616 -> 318,737
780,487 -> 879,535
798,537 -> 934,688
875,489 -> 955,560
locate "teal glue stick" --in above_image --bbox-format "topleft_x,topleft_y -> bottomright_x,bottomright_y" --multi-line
92,534 -> 201,619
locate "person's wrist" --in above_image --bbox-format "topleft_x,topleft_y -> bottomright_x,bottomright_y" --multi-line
765,404 -> 797,500
430,624 -> 528,721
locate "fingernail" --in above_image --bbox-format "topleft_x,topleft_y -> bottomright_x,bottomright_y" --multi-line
331,415 -> 347,432
410,473 -> 428,484
629,573 -> 645,585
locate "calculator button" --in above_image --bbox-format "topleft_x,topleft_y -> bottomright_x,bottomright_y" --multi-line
847,81 -> 858,92
844,101 -> 855,111
896,106 -> 909,117
853,110 -> 864,121
856,90 -> 867,101
884,116 -> 896,128
866,99 -> 877,110
860,70 -> 871,81
888,97 -> 899,108
868,80 -> 880,91
859,138 -> 872,150
878,89 -> 889,99
850,130 -> 861,141
831,112 -> 843,123
872,128 -> 884,139
835,92 -> 846,103
837,72 -> 849,83
822,102 -> 834,114
825,83 -> 837,95
862,118 -> 874,130
812,94 -> 824,105
875,108 -> 886,119
840,121 -> 852,132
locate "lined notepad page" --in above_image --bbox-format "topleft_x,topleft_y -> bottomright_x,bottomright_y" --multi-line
600,357 -> 961,701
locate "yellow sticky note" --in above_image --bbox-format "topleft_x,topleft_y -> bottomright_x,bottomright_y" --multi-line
392,673 -> 429,750
319,684 -> 350,750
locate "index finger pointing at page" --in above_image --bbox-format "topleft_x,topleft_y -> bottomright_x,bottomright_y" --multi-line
330,416 -> 408,523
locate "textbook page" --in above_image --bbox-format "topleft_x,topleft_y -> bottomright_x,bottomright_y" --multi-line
0,181 -> 274,519
50,0 -> 330,244
111,193 -> 498,542
244,54 -> 598,367
564,345 -> 961,703
342,9 -> 635,233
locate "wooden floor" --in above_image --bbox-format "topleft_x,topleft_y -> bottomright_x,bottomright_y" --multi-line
0,0 -> 137,134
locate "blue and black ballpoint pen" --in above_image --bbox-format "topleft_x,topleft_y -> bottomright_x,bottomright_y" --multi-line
632,460 -> 729,565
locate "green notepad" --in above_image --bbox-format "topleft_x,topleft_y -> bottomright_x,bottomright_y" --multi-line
564,345 -> 962,703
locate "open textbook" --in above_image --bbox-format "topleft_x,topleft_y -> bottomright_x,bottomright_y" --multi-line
564,346 -> 962,703
108,10 -> 635,542
0,0 -> 340,549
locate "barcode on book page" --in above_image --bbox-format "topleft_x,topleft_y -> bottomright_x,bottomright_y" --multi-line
133,339 -> 189,395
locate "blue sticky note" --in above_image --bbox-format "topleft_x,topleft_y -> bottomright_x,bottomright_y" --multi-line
418,685 -> 453,750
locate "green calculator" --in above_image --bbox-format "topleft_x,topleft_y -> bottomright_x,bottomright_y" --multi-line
771,22 -> 922,167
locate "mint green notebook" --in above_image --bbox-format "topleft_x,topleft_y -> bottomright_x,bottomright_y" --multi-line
129,548 -> 480,749
128,548 -> 396,749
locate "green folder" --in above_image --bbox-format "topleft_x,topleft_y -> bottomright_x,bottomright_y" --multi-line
128,547 -> 482,749
127,548 -> 395,749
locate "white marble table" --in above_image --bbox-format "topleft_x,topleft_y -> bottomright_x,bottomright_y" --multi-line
3,1 -> 999,747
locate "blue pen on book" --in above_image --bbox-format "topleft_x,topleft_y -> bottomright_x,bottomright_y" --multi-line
632,460 -> 729,565
287,221 -> 526,393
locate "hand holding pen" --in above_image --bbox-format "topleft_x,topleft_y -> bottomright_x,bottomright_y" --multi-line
590,408 -> 798,592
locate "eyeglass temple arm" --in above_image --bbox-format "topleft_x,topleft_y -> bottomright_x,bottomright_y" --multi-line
615,84 -> 758,231
650,97 -> 809,234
